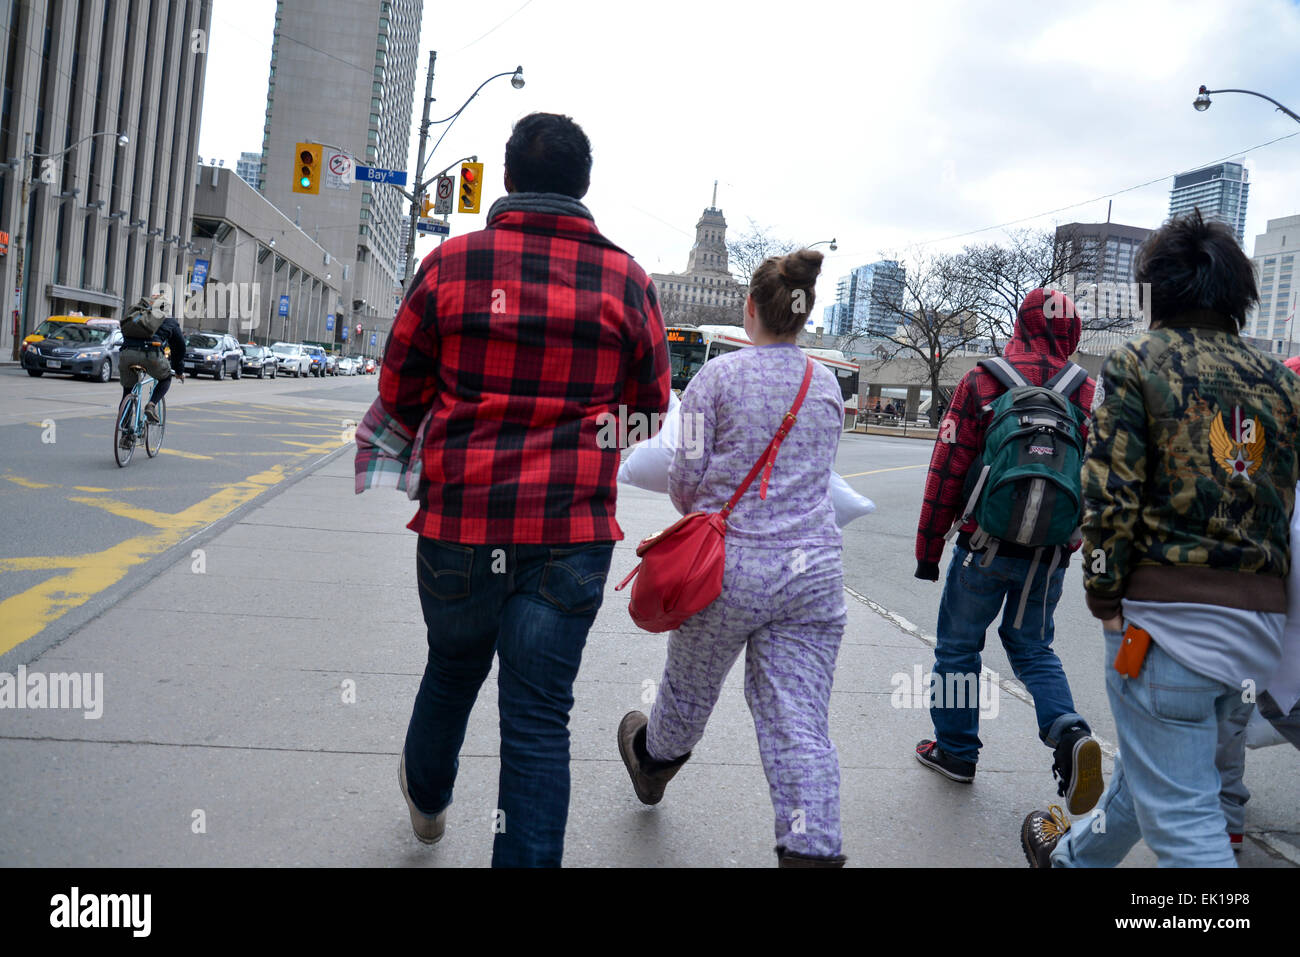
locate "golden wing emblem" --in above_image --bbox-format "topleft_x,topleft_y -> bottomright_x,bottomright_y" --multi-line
1210,413 -> 1235,470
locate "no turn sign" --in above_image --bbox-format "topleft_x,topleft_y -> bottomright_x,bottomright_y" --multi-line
434,175 -> 453,215
324,151 -> 353,190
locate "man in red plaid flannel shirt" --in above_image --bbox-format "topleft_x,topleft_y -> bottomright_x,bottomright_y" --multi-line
381,113 -> 670,867
912,287 -> 1102,816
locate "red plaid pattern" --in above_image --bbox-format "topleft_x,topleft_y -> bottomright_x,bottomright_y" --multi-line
915,289 -> 1096,564
380,207 -> 671,544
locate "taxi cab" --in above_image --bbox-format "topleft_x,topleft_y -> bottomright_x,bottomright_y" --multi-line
21,315 -> 124,382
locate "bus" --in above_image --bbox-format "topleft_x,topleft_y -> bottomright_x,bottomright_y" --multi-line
667,324 -> 860,416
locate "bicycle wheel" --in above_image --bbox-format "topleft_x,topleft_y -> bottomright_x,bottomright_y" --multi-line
145,396 -> 166,457
114,393 -> 137,467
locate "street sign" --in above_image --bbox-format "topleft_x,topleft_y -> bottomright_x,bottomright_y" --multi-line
434,175 -> 453,215
354,165 -> 407,186
324,150 -> 353,191
416,218 -> 450,236
278,295 -> 290,317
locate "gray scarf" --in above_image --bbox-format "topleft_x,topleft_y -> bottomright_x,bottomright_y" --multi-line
487,191 -> 594,222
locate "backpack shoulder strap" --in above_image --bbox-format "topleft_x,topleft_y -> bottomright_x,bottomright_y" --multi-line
978,356 -> 1029,391
1044,361 -> 1087,398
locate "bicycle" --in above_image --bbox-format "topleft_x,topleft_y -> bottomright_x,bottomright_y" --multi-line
114,365 -> 178,467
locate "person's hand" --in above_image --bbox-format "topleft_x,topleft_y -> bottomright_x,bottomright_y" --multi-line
915,560 -> 940,582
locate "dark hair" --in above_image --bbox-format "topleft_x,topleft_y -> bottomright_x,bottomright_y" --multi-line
1134,209 -> 1258,330
503,113 -> 592,198
748,249 -> 823,337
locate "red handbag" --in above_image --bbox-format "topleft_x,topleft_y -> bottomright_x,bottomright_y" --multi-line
614,358 -> 815,632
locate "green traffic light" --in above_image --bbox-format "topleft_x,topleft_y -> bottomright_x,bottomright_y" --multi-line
300,176 -> 311,187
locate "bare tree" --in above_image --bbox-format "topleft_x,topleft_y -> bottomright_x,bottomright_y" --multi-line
842,249 -> 990,427
727,218 -> 797,288
658,288 -> 743,328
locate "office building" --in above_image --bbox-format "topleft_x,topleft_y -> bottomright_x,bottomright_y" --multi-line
1055,220 -> 1153,354
235,151 -> 263,191
1246,214 -> 1299,353
0,0 -> 214,357
1168,161 -> 1249,245
259,0 -> 422,353
830,260 -> 905,338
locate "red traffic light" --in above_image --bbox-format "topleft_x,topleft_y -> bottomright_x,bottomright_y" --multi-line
461,167 -> 476,182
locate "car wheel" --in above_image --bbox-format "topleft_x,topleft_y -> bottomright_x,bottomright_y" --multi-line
233,361 -> 242,380
27,369 -> 43,377
215,361 -> 225,381
98,360 -> 112,383
258,368 -> 265,379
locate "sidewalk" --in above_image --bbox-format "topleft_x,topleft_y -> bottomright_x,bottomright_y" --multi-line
1,449 -> 1271,868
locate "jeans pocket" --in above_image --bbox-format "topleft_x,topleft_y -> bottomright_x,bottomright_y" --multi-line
1146,644 -> 1220,723
416,539 -> 473,601
539,544 -> 612,615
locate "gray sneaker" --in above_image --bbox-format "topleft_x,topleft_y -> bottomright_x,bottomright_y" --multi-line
144,402 -> 161,423
398,750 -> 446,845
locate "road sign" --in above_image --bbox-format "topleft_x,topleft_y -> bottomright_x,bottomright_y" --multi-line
354,165 -> 407,186
434,175 -> 453,215
278,295 -> 290,317
417,218 -> 450,236
324,150 -> 353,191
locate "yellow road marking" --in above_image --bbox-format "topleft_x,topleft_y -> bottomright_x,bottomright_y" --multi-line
66,497 -> 179,529
0,464 -> 291,656
158,448 -> 214,460
3,475 -> 53,489
838,465 -> 926,479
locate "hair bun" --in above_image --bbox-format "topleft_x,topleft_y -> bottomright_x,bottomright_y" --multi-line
778,249 -> 824,286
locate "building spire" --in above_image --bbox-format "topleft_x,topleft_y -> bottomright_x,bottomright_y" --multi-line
712,180 -> 717,208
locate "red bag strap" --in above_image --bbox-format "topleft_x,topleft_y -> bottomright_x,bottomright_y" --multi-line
719,357 -> 815,520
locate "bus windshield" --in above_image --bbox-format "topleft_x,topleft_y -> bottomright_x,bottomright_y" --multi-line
670,343 -> 707,391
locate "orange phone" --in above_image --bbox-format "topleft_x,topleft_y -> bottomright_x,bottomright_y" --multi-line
1113,623 -> 1152,678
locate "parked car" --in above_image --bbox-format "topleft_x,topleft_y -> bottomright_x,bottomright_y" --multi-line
364,357 -> 377,374
240,343 -> 279,379
270,342 -> 310,377
325,353 -> 339,376
184,332 -> 243,379
335,357 -> 354,376
21,316 -> 122,382
302,344 -> 327,377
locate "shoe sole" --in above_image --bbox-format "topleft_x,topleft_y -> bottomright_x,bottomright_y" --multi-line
617,712 -> 662,806
398,752 -> 445,845
914,748 -> 975,783
1020,814 -> 1050,868
1065,737 -> 1103,815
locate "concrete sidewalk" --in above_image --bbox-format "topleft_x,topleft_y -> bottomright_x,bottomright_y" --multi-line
5,448 -> 1284,868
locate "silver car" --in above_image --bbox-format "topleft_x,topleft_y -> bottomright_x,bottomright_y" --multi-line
270,342 -> 309,377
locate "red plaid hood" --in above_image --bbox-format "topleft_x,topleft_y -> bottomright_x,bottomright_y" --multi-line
1003,287 -> 1082,364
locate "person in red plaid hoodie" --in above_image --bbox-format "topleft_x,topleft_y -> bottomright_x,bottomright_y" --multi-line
913,287 -> 1102,813
379,113 -> 670,867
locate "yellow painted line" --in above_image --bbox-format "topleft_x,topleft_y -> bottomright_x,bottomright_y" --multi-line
158,448 -> 214,460
838,464 -> 926,479
3,475 -> 54,489
66,497 -> 178,530
0,464 -> 289,656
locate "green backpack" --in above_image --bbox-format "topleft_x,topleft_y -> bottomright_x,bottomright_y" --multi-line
947,357 -> 1088,627
119,298 -> 166,341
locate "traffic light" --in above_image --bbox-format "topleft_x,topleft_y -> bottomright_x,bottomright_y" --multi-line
293,143 -> 322,195
458,162 -> 484,214
421,193 -> 435,217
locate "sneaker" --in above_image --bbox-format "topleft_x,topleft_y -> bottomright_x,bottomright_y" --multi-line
617,711 -> 690,805
1229,832 -> 1243,852
1052,725 -> 1103,815
144,402 -> 160,423
398,750 -> 446,845
914,739 -> 975,783
1021,804 -> 1071,867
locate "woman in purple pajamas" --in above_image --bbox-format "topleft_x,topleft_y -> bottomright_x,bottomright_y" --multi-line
617,249 -> 850,867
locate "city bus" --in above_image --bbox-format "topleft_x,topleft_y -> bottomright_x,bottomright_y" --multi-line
667,324 -> 860,416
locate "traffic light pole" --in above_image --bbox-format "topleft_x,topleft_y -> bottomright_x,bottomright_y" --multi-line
403,50 -> 438,288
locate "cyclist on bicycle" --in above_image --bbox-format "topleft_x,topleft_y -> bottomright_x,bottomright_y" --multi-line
119,292 -> 185,422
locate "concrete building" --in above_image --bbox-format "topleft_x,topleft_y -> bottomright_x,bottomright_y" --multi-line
1055,220 -> 1153,356
651,188 -> 746,326
830,261 -> 906,338
1246,214 -> 1299,354
258,0 -> 422,354
1169,161 -> 1249,246
188,166 -> 345,349
0,0 -> 214,358
235,150 -> 262,192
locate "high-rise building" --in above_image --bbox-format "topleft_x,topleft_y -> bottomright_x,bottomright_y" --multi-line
1245,214 -> 1300,354
830,261 -> 905,337
235,151 -> 262,191
1054,220 -> 1152,354
1168,161 -> 1249,245
0,0 -> 214,357
259,0 -> 422,352
650,187 -> 745,326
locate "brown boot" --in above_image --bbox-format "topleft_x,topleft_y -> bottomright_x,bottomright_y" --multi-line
776,846 -> 847,868
617,711 -> 690,805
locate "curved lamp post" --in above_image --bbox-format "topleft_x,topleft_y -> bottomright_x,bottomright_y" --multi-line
808,238 -> 838,251
1194,85 -> 1300,124
9,131 -> 129,358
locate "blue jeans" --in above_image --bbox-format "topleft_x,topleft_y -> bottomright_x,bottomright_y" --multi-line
931,545 -> 1085,762
403,537 -> 613,868
1052,627 -> 1246,868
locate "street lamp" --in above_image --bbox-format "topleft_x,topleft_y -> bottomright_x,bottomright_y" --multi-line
1193,85 -> 1300,124
8,130 -> 128,358
809,238 -> 838,251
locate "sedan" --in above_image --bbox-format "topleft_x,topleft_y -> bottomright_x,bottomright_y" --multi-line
240,344 -> 279,379
22,322 -> 123,382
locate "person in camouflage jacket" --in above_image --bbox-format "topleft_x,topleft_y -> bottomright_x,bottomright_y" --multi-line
1022,210 -> 1300,869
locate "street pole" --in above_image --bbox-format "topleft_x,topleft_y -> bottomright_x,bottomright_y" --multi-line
404,50 -> 437,287
10,132 -> 32,360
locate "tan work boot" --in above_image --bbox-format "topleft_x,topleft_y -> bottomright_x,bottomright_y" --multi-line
398,750 -> 447,844
617,711 -> 690,806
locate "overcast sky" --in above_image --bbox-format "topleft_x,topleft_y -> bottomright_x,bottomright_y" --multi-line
198,0 -> 1300,310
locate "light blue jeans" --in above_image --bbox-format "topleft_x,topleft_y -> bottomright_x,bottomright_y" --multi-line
1052,626 -> 1250,868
